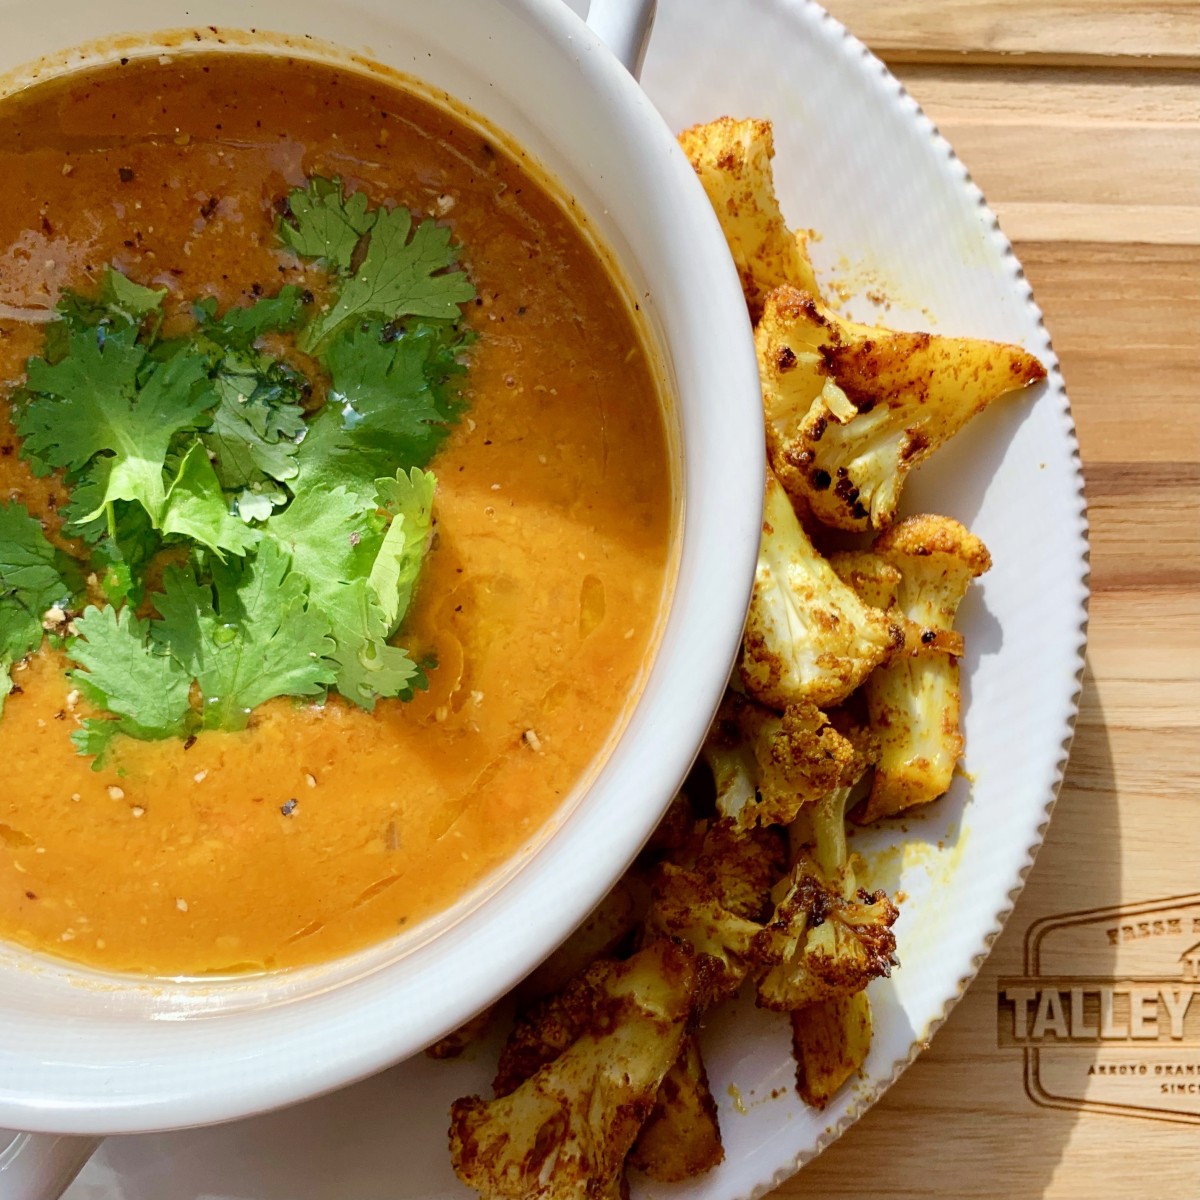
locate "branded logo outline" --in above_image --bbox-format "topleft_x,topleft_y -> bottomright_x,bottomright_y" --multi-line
999,892 -> 1200,1126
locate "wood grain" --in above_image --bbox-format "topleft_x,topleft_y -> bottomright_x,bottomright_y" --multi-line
827,0 -> 1200,66
773,4 -> 1200,1197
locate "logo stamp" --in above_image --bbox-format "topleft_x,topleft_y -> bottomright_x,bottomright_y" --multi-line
997,892 -> 1200,1125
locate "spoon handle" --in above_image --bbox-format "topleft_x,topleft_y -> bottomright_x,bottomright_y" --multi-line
0,1131 -> 101,1200
586,0 -> 657,78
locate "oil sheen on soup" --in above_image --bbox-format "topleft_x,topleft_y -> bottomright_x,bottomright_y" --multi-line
0,53 -> 672,974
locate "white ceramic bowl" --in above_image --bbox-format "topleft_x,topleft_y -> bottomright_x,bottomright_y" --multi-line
0,0 -> 762,1161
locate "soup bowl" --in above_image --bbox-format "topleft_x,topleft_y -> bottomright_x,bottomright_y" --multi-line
0,0 -> 763,1192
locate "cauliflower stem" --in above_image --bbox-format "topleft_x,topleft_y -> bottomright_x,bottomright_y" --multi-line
629,1034 -> 724,1181
854,516 -> 992,822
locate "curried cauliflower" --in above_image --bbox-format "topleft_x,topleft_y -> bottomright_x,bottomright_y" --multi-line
855,515 -> 992,823
450,940 -> 697,1200
757,780 -> 898,1012
644,863 -> 783,1009
629,1034 -> 724,1181
497,958 -> 627,1098
791,990 -> 874,1109
740,472 -> 901,709
677,117 -> 818,318
830,550 -> 966,658
701,691 -> 858,830
668,815 -> 786,920
755,285 -> 1046,532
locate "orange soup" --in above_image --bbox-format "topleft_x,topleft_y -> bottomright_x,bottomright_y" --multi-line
0,53 -> 672,974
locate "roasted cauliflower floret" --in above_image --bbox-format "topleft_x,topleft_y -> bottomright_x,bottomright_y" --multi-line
644,863 -> 782,1009
755,285 -> 1046,532
791,990 -> 874,1110
701,691 -> 858,830
757,781 -> 898,1012
677,117 -> 818,318
830,550 -> 965,658
668,815 -> 786,920
497,959 -> 624,1098
854,515 -> 992,823
629,1034 -> 724,1181
740,472 -> 901,709
450,940 -> 697,1200
757,859 -> 898,1011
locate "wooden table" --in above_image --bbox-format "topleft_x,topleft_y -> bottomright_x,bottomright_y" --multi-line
773,4 -> 1200,1197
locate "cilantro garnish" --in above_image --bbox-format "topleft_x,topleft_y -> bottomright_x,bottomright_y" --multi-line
294,319 -> 467,496
3,175 -> 473,757
153,540 -> 337,731
0,502 -> 79,710
278,176 -> 475,352
17,323 -> 213,527
68,604 -> 194,759
257,467 -> 436,710
193,285 -> 306,349
372,468 -> 438,633
50,266 -> 167,348
277,177 -> 375,274
160,441 -> 261,557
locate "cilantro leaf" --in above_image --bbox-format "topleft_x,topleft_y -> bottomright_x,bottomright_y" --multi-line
0,503 -> 79,710
300,205 -> 474,351
67,603 -> 194,762
261,484 -> 382,617
98,270 -> 169,324
259,483 -> 430,709
236,484 -> 288,524
199,359 -> 306,493
294,320 -> 466,493
325,577 -> 422,709
278,177 -> 376,274
53,268 -> 167,339
371,468 -> 436,634
17,326 -> 213,522
161,441 -> 261,557
0,502 -> 75,614
0,603 -> 41,668
194,285 -> 306,350
153,541 -> 336,730
17,322 -> 144,475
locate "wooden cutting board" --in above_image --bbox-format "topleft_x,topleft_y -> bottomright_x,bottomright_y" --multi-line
770,3 -> 1200,1197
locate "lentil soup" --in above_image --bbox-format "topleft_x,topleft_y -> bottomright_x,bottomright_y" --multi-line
0,53 -> 673,975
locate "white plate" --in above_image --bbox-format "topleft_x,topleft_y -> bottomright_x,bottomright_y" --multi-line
64,0 -> 1088,1196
